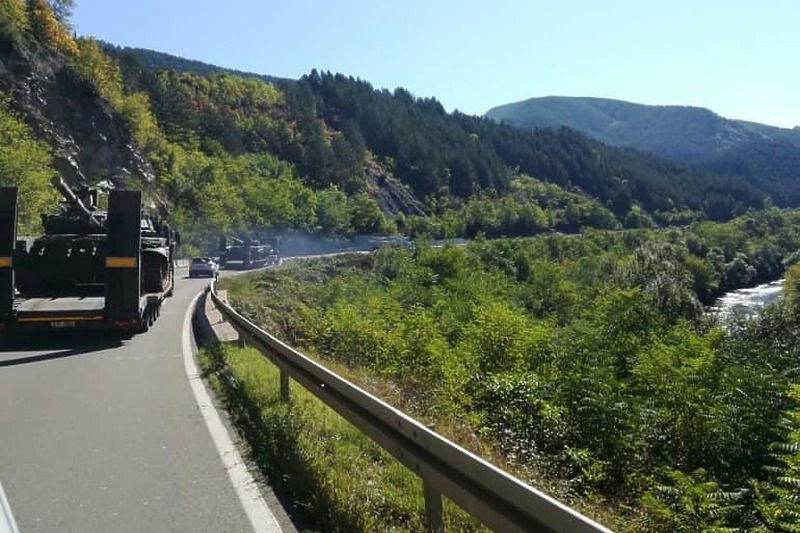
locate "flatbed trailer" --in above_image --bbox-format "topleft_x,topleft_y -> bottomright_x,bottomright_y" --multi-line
9,282 -> 172,333
0,185 -> 175,336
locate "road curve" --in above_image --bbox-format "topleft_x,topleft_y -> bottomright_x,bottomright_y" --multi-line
0,276 -> 262,533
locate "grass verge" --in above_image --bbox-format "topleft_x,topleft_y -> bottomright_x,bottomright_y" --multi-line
198,342 -> 488,532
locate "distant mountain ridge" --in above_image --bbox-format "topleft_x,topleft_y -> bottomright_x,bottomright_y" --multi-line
486,96 -> 800,160
100,42 -> 291,86
87,44 -> 769,226
486,96 -> 800,206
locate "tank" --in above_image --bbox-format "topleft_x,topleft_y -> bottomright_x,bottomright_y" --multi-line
14,177 -> 176,297
218,235 -> 278,269
140,212 -> 175,294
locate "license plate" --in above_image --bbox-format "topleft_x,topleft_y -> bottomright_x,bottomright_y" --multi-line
51,321 -> 75,328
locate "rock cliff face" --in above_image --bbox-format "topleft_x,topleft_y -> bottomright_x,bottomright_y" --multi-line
367,166 -> 429,218
0,34 -> 154,190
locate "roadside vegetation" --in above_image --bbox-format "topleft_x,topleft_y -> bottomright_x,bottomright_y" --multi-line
199,343 -> 489,532
216,212 -> 800,531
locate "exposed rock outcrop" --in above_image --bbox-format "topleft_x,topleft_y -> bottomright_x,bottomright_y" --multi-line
0,34 -> 154,190
366,166 -> 429,218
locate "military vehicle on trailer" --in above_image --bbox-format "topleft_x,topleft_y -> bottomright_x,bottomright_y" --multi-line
218,235 -> 279,270
0,177 -> 179,335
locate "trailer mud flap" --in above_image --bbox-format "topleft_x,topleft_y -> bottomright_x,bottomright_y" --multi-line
0,187 -> 17,325
105,190 -> 141,323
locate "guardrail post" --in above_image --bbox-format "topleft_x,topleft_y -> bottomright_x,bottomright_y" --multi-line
423,423 -> 443,532
237,331 -> 247,348
280,368 -> 290,401
424,477 -> 444,533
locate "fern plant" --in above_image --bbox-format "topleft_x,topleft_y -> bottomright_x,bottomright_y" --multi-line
635,468 -> 744,533
753,384 -> 800,532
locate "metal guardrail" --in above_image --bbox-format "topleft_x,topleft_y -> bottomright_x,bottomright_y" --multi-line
207,280 -> 614,533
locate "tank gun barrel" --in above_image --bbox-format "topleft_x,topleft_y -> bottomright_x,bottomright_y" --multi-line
51,176 -> 102,229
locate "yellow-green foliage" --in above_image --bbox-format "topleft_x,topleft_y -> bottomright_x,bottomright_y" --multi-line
71,38 -> 124,103
160,145 -> 318,250
407,175 -> 621,240
71,38 -> 167,157
115,91 -> 163,152
152,70 -> 285,139
148,70 -> 293,169
26,0 -> 77,55
207,73 -> 283,109
163,70 -> 283,111
784,262 -> 800,309
0,94 -> 58,233
460,301 -> 530,375
636,469 -> 742,533
0,0 -> 28,35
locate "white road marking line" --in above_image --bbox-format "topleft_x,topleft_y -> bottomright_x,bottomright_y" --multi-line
0,481 -> 20,533
182,292 -> 282,533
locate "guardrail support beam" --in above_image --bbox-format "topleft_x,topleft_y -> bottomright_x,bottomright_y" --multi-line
424,477 -> 444,533
280,368 -> 290,401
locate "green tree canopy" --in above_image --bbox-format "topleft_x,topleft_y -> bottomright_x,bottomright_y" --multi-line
0,95 -> 58,233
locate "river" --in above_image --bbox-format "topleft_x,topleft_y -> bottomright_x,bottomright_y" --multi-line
708,279 -> 785,322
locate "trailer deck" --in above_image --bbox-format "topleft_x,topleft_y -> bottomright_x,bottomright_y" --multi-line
8,285 -> 170,330
12,296 -> 105,327
15,296 -> 106,313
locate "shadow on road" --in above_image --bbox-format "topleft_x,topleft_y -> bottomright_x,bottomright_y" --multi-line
0,331 -> 125,367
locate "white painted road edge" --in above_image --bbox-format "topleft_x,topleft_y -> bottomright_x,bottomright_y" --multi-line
182,292 -> 282,533
0,481 -> 20,533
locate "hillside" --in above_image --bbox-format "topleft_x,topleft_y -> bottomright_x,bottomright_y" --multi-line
100,42 -> 289,86
486,96 -> 800,206
0,2 -> 770,255
104,45 -> 768,225
97,45 -> 772,218
0,0 -> 162,232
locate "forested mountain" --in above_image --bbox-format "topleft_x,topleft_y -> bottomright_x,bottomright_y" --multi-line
104,45 -> 768,225
99,42 -> 288,86
486,96 -> 800,206
0,1 -> 770,255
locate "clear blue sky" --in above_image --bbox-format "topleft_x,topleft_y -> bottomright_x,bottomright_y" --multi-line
72,0 -> 800,128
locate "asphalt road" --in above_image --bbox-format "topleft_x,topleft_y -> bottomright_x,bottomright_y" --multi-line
0,275 -> 269,533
